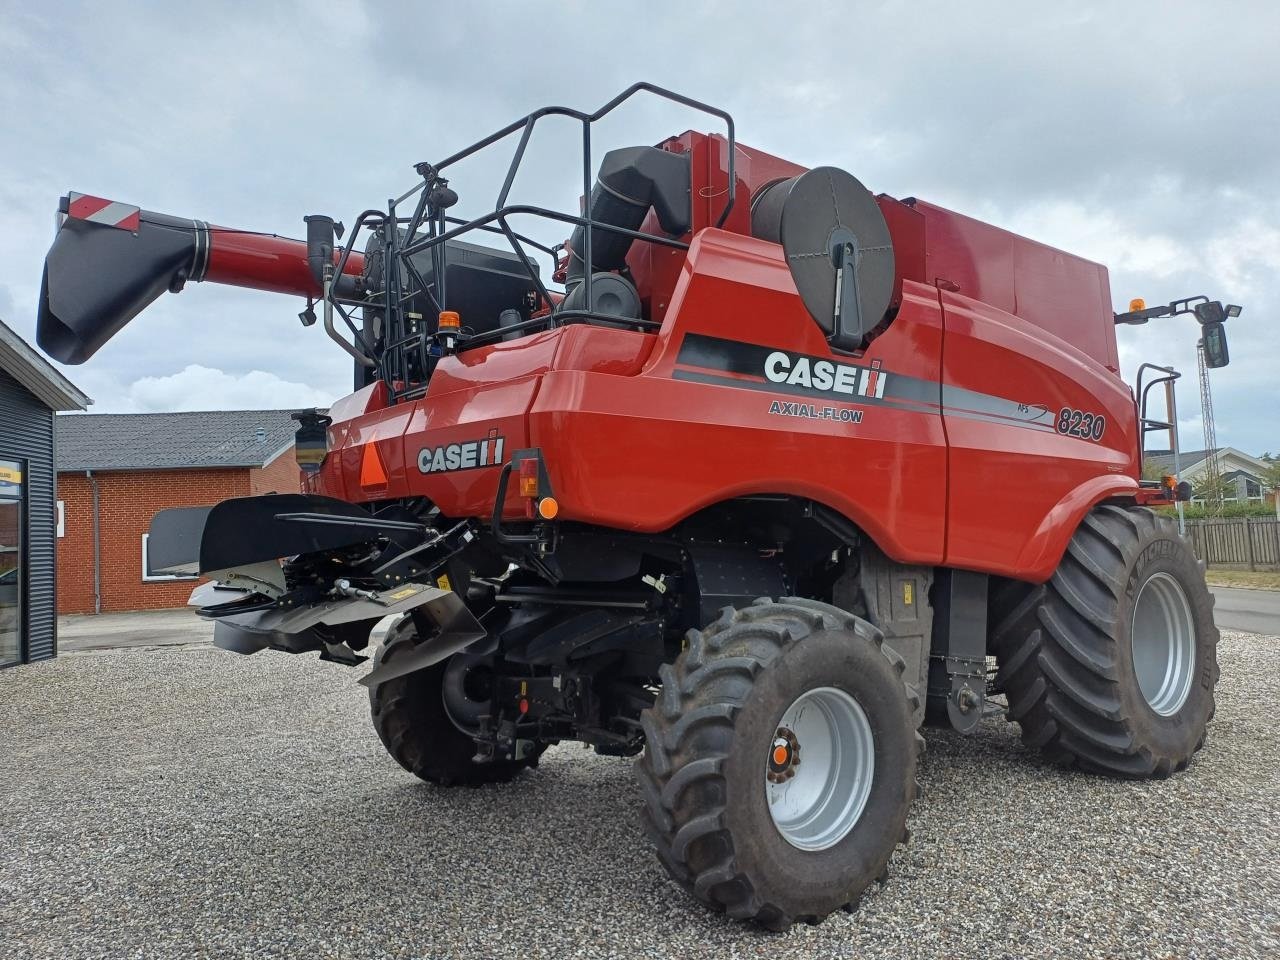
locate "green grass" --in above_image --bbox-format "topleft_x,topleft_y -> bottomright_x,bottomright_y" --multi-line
1155,503 -> 1278,519
1204,569 -> 1280,591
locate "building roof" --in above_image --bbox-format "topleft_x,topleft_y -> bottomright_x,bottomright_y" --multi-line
0,317 -> 91,412
1146,447 -> 1271,478
56,409 -> 301,471
1145,449 -> 1212,472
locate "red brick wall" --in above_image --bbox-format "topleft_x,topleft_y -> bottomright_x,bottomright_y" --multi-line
57,462 -> 296,615
249,446 -> 302,496
57,469 -> 246,614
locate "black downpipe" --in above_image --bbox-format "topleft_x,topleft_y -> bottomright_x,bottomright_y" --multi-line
565,146 -> 691,286
86,470 -> 101,615
304,215 -> 337,285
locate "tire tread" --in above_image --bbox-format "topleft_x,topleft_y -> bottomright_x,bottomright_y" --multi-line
636,598 -> 918,930
992,506 -> 1218,778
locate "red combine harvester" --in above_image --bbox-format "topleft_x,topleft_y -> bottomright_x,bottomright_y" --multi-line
38,84 -> 1239,928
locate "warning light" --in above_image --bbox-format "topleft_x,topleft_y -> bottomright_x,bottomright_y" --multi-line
537,497 -> 559,520
518,459 -> 539,498
518,698 -> 529,715
1128,298 -> 1146,312
438,310 -> 461,329
772,745 -> 788,766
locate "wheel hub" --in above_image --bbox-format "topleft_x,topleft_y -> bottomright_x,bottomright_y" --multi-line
767,727 -> 801,783
765,686 -> 875,851
1131,571 -> 1196,716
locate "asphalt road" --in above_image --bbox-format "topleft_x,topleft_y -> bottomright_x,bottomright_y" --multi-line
3,633 -> 1277,959
1211,586 -> 1280,635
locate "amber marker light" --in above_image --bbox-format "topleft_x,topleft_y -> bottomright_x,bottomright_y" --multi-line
537,497 -> 559,520
519,459 -> 539,498
438,310 -> 461,329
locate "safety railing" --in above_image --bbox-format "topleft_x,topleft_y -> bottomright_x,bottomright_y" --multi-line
325,83 -> 736,401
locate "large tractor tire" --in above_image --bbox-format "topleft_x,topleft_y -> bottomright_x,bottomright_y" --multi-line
991,505 -> 1219,778
636,598 -> 920,930
368,619 -> 541,786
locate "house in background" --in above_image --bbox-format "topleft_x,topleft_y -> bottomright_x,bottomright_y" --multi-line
1145,447 -> 1275,506
55,410 -> 303,614
0,318 -> 91,668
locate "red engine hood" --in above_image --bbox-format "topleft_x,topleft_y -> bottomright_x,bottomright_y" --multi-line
305,325 -> 655,518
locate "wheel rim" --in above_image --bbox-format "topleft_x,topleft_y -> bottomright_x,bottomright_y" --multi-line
765,686 -> 874,851
1130,572 -> 1196,716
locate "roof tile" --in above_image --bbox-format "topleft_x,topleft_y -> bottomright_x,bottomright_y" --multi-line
56,409 -> 304,471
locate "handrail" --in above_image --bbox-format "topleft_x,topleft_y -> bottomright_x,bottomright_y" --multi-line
322,84 -> 737,402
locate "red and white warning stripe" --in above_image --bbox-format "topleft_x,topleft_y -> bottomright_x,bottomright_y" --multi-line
66,192 -> 141,232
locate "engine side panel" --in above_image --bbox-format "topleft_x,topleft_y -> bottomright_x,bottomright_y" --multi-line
939,289 -> 1139,579
529,229 -> 949,564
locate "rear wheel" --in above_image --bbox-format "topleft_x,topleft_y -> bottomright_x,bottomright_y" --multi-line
368,619 -> 541,786
991,505 -> 1219,777
636,598 -> 920,930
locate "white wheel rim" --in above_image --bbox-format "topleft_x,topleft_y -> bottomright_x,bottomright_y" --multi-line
1130,572 -> 1196,716
765,686 -> 875,851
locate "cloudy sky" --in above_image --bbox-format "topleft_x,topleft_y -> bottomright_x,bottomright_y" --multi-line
2,1 -> 1276,454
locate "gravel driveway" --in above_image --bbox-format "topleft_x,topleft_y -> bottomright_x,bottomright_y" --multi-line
2,632 -> 1277,960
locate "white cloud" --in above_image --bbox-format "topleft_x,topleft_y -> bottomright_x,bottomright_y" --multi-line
1205,218 -> 1280,299
3,0 -> 1277,454
1003,200 -> 1196,279
97,365 -> 334,414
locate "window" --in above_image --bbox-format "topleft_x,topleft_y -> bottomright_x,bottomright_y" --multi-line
141,533 -> 197,582
0,458 -> 24,668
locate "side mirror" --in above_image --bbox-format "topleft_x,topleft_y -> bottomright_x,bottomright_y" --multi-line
1194,300 -> 1225,324
1202,321 -> 1230,368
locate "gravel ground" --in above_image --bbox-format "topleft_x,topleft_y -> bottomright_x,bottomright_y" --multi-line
1,632 -> 1277,960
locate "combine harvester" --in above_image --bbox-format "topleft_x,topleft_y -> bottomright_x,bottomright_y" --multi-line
38,84 -> 1239,929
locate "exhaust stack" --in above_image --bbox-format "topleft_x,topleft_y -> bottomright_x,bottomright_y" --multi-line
37,193 -> 364,364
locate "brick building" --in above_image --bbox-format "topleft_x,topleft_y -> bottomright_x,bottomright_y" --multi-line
55,410 -> 303,614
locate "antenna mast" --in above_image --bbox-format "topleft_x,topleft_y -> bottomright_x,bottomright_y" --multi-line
1196,339 -> 1223,514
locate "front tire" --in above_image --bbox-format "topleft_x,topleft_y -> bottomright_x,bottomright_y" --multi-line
369,620 -> 541,786
991,505 -> 1219,778
636,598 -> 920,930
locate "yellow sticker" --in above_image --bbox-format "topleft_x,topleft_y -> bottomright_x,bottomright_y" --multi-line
902,582 -> 914,606
520,680 -> 528,696
0,466 -> 21,484
436,573 -> 452,591
385,585 -> 421,602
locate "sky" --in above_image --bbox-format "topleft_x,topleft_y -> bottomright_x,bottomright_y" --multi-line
1,0 -> 1277,455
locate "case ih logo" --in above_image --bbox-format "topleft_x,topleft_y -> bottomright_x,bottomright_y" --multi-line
417,430 -> 505,474
764,351 -> 887,399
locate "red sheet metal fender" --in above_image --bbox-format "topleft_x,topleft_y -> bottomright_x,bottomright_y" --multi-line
1013,473 -> 1143,582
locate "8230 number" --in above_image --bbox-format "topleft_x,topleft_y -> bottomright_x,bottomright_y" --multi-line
1056,407 -> 1106,441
